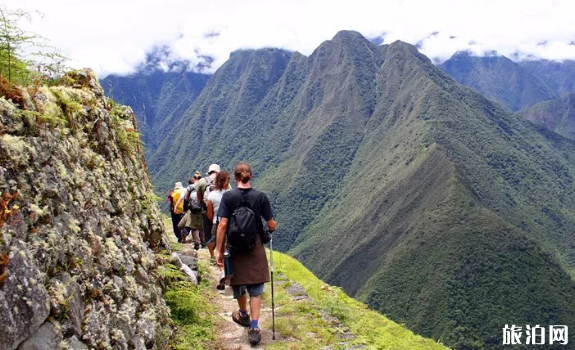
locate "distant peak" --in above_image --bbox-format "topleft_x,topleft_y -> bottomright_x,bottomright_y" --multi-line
331,30 -> 368,43
387,40 -> 420,55
229,47 -> 292,59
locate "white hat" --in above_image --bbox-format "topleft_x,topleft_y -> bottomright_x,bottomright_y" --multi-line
207,164 -> 221,175
174,182 -> 183,189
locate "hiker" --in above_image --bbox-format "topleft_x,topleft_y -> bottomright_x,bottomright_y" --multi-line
169,182 -> 186,243
197,164 -> 220,257
175,172 -> 204,249
216,162 -> 276,346
207,170 -> 231,289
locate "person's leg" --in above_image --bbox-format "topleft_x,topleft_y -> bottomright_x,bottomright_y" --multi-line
202,214 -> 212,246
246,284 -> 265,345
231,286 -> 250,327
207,243 -> 216,259
181,227 -> 189,243
249,295 -> 262,322
171,212 -> 182,242
246,284 -> 265,327
192,229 -> 201,248
238,291 -> 248,312
207,224 -> 217,259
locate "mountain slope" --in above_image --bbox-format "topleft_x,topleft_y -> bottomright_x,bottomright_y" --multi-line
101,70 -> 210,157
440,52 -> 558,111
519,93 -> 575,140
519,59 -> 575,97
149,32 -> 575,349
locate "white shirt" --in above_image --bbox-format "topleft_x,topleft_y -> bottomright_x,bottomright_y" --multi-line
207,189 -> 228,223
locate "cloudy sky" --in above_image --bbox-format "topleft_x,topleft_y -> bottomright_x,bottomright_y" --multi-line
6,0 -> 575,77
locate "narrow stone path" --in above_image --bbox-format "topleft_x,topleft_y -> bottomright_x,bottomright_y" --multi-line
196,248 -> 280,349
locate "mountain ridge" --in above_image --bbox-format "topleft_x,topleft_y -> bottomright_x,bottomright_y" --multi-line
147,31 -> 575,349
440,51 -> 558,111
519,92 -> 575,140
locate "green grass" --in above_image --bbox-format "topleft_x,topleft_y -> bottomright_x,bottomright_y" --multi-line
158,225 -> 218,350
265,249 -> 450,350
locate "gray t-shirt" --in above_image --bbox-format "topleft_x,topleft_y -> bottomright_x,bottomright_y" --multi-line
207,189 -> 228,223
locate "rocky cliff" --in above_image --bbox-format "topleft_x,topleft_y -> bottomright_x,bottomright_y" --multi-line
0,70 -> 172,350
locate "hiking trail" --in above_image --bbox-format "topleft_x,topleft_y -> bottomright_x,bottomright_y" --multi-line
195,247 -> 281,349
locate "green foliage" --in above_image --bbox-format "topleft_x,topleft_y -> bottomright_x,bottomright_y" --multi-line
519,92 -> 575,141
0,5 -> 69,88
101,70 -> 210,158
160,257 -> 216,350
519,59 -> 575,98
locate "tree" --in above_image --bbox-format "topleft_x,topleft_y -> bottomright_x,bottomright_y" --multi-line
0,6 -> 37,84
0,6 -> 68,86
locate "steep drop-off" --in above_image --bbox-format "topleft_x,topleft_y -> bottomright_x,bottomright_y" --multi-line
0,70 -> 171,349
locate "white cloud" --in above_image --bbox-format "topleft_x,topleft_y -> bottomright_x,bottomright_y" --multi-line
5,0 -> 575,77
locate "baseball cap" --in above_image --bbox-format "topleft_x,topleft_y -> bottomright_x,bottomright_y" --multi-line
207,164 -> 221,174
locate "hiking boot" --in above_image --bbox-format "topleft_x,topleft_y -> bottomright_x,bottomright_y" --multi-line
216,271 -> 226,290
248,327 -> 261,345
232,310 -> 250,327
194,243 -> 200,250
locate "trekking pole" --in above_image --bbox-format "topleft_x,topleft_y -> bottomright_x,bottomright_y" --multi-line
270,234 -> 275,340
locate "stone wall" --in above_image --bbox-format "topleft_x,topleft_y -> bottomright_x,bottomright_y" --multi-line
0,70 -> 172,350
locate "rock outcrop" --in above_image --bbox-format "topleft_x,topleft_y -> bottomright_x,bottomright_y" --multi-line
0,70 -> 172,350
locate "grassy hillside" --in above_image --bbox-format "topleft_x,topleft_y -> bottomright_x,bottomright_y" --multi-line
148,31 -> 575,349
267,250 -> 450,350
440,52 -> 557,111
519,92 -> 575,140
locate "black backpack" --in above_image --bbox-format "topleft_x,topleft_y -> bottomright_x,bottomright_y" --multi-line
227,190 -> 259,253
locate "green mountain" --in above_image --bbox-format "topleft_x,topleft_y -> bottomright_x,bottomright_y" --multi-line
440,52 -> 558,111
101,69 -> 210,157
519,92 -> 575,140
149,31 -> 575,349
519,59 -> 575,97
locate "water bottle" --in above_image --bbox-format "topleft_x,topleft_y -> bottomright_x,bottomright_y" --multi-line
224,250 -> 233,276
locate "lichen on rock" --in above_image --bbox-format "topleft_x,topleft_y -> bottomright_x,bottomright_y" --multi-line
0,69 -> 172,350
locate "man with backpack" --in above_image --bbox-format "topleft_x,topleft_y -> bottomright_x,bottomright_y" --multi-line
215,162 -> 276,346
175,172 -> 204,248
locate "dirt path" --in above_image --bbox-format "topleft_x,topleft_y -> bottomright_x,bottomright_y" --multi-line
196,248 -> 280,349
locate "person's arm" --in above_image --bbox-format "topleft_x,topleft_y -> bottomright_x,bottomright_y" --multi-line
215,218 -> 228,267
197,178 -> 206,205
261,192 -> 276,231
207,200 -> 214,222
